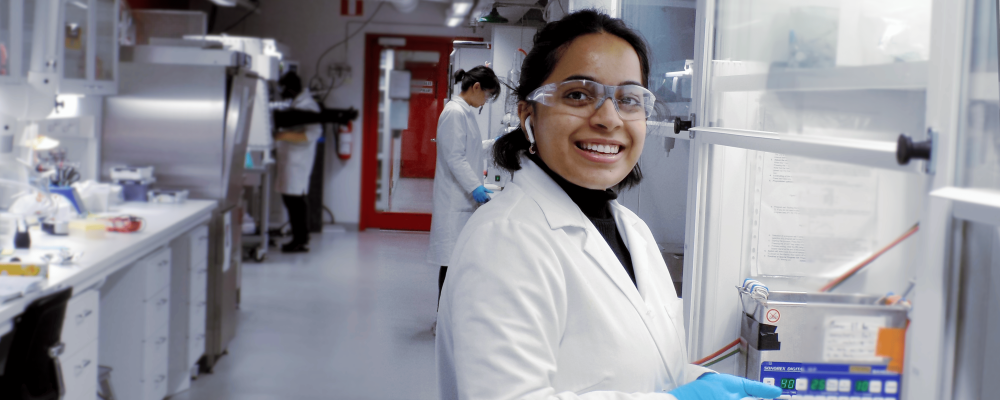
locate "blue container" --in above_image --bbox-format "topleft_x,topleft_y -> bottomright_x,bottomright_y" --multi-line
49,186 -> 85,215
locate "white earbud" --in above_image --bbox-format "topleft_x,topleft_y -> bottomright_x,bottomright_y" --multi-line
524,116 -> 536,154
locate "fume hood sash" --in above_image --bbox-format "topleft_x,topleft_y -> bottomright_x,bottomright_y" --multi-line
689,126 -> 924,174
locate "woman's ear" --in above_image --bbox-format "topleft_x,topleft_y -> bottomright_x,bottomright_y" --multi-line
472,82 -> 482,92
517,101 -> 531,127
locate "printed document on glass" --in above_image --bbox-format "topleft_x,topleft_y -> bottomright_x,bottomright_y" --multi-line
751,153 -> 879,277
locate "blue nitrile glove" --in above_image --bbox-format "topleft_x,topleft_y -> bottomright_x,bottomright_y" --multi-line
669,373 -> 783,400
472,185 -> 493,204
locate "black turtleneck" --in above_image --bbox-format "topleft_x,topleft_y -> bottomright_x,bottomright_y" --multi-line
527,154 -> 637,287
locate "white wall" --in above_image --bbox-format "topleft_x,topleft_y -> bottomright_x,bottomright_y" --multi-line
205,1 -> 484,225
568,0 -> 619,16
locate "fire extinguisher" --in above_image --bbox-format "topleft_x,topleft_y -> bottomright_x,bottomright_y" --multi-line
337,121 -> 353,160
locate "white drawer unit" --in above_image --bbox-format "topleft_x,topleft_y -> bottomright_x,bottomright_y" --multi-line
188,330 -> 206,370
142,359 -> 169,400
63,340 -> 99,400
61,289 -> 100,358
144,287 -> 171,335
190,300 -> 207,339
143,248 -> 172,296
100,245 -> 175,400
190,265 -> 208,304
192,227 -> 209,268
143,325 -> 170,378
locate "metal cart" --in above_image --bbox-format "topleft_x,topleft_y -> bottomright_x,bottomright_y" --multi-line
242,146 -> 274,262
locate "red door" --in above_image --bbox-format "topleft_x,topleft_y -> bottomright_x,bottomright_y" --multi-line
360,35 -> 458,231
400,63 -> 439,178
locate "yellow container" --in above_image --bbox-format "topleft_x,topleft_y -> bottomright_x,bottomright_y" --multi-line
0,262 -> 47,277
69,219 -> 107,239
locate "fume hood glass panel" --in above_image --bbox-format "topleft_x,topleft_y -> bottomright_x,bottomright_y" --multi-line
707,0 -> 930,140
375,49 -> 439,214
93,0 -> 112,80
63,0 -> 87,80
957,0 -> 1000,190
696,143 -> 924,294
621,0 -> 696,130
951,220 -> 1000,400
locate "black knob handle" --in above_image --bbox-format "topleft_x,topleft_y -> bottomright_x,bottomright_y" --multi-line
674,117 -> 692,134
896,134 -> 932,165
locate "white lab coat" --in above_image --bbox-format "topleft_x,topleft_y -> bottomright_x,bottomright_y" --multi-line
427,97 -> 485,266
275,89 -> 323,195
437,155 -> 713,400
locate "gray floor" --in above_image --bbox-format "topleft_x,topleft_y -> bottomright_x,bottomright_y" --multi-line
171,228 -> 439,400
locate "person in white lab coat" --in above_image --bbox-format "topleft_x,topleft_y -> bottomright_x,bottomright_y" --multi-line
436,11 -> 783,400
274,72 -> 322,253
427,66 -> 500,314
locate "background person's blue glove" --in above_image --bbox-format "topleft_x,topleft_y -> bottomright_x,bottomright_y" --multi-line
669,373 -> 783,400
472,185 -> 493,204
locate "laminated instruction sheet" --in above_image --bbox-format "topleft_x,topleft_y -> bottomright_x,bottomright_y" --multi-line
751,152 -> 879,277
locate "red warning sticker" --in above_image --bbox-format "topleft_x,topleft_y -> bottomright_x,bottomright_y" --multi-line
766,309 -> 781,323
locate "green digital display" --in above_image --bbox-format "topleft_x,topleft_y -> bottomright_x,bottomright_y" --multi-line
810,379 -> 826,391
855,380 -> 869,393
780,378 -> 796,389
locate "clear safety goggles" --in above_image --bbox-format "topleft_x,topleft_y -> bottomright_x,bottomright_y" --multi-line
525,80 -> 656,121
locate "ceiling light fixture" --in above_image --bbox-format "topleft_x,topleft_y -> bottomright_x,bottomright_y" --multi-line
478,7 -> 508,23
446,16 -> 465,27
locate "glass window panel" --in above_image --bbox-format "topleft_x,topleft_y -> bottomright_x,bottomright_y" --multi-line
94,0 -> 113,80
63,0 -> 88,80
707,0 -> 931,140
0,0 -> 9,76
21,0 -> 32,76
621,0 -> 696,127
958,0 -> 1000,189
375,49 -> 439,214
952,220 -> 1000,400
697,143 -> 924,294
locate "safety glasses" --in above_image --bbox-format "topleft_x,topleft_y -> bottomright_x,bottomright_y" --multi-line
525,80 -> 656,121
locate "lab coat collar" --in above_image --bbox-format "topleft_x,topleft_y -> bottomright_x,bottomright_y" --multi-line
514,157 -> 685,384
450,96 -> 476,115
514,156 -> 591,231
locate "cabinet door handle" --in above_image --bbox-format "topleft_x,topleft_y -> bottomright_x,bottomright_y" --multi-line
155,374 -> 166,383
156,336 -> 167,345
75,359 -> 91,376
158,260 -> 169,267
75,309 -> 93,324
158,298 -> 169,306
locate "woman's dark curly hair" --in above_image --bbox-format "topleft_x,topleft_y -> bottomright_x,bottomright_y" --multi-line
491,9 -> 651,190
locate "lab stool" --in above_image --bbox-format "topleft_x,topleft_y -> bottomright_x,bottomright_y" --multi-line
0,287 -> 74,400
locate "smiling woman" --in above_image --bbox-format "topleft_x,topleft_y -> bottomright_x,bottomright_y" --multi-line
435,9 -> 782,400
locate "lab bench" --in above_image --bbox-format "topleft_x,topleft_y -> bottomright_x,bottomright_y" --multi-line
0,200 -> 217,400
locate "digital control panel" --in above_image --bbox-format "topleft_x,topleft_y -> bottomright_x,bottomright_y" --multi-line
759,362 -> 901,399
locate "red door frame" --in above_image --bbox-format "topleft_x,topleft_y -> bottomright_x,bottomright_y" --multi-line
360,34 -> 458,231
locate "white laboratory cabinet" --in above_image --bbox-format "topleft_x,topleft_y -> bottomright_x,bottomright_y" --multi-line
167,225 -> 210,396
99,246 -> 173,400
60,288 -> 100,400
620,0 -> 1000,399
0,0 -> 63,122
58,0 -> 119,95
